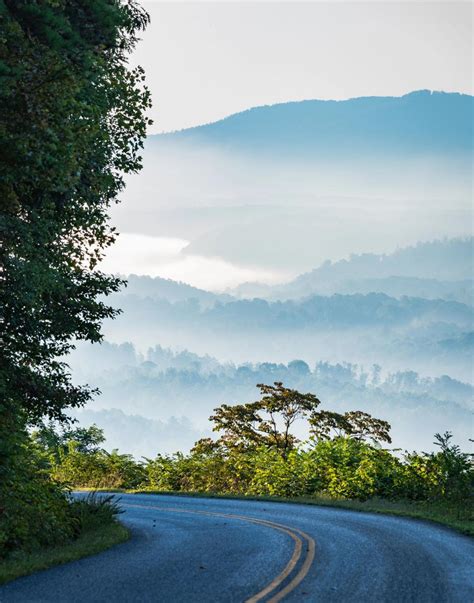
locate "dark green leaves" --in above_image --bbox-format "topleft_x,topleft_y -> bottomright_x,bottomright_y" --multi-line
210,382 -> 322,457
0,0 -> 151,423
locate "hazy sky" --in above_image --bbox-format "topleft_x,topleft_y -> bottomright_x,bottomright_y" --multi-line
104,1 -> 473,290
136,1 -> 473,132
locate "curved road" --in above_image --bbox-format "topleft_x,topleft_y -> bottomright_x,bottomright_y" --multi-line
1,493 -> 473,602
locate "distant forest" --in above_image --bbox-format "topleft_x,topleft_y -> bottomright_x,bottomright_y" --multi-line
70,341 -> 473,457
97,238 -> 472,387
67,237 -> 474,458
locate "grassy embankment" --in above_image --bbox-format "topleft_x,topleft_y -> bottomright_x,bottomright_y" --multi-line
0,494 -> 129,586
0,524 -> 128,586
78,488 -> 473,537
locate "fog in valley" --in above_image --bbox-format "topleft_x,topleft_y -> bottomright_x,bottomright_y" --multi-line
70,92 -> 473,458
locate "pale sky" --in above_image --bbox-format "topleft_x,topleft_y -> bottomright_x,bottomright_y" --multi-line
108,1 -> 473,291
135,1 -> 473,132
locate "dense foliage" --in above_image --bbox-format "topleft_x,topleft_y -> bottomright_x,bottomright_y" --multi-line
0,433 -> 122,555
32,386 -> 473,517
0,0 -> 150,557
209,383 -> 322,457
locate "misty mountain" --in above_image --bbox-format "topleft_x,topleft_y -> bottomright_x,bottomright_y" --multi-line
157,90 -> 472,158
109,292 -> 472,332
116,92 -> 473,275
97,237 -> 473,384
125,274 -> 229,306
230,238 -> 474,302
69,341 -> 473,454
232,276 -> 473,306
101,290 -> 473,381
438,331 -> 474,353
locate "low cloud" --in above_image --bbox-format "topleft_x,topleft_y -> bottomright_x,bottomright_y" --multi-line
101,233 -> 285,291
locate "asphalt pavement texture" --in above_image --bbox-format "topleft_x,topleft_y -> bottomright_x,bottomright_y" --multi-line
1,493 -> 473,602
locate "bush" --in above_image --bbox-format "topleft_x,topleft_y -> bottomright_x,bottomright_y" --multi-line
50,444 -> 146,490
306,437 -> 401,500
249,449 -> 310,497
398,432 -> 473,503
69,493 -> 122,535
140,433 -> 472,506
0,435 -> 74,558
0,431 -> 125,559
145,449 -> 255,494
145,453 -> 191,491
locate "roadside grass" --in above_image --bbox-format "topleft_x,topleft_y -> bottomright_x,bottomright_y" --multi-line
79,488 -> 473,537
0,522 -> 128,586
0,494 -> 130,586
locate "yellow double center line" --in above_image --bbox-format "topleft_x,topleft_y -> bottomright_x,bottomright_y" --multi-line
121,502 -> 316,602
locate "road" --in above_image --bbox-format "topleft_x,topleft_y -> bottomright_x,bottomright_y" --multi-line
1,493 -> 473,602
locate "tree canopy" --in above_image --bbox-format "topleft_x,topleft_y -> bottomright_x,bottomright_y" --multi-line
0,0 -> 150,557
309,410 -> 392,444
208,382 -> 392,458
210,382 -> 321,457
0,0 -> 151,424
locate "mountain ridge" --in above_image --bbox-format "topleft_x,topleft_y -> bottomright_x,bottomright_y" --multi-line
150,90 -> 473,156
229,237 -> 474,301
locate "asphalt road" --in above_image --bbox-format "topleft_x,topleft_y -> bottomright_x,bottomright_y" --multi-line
1,493 -> 473,602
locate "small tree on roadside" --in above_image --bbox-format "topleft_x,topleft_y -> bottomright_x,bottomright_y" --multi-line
432,431 -> 473,502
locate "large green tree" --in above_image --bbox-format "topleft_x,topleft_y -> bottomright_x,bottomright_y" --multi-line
209,382 -> 322,458
0,0 -> 150,554
207,382 -> 392,459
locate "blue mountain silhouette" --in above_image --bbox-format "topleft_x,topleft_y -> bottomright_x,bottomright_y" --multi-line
154,90 -> 473,157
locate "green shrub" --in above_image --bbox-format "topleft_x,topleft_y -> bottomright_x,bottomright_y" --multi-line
141,433 -> 472,506
69,493 -> 122,534
249,448 -> 310,497
144,453 -> 189,491
0,431 -> 126,559
398,432 -> 473,502
0,434 -> 73,558
145,449 -> 255,494
50,444 -> 146,490
306,437 -> 401,500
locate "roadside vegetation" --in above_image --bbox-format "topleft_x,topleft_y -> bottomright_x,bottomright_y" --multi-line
0,494 -> 127,585
33,383 -> 474,536
0,1 -> 471,588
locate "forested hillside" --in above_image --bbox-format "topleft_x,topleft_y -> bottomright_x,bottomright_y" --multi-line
101,290 -> 472,381
69,341 -> 473,456
231,238 -> 474,301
